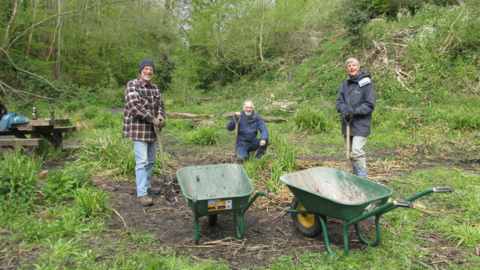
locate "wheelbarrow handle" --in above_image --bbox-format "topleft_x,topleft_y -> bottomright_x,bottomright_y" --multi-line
433,187 -> 454,193
393,200 -> 413,208
242,191 -> 268,213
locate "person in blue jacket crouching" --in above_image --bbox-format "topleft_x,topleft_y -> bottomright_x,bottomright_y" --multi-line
227,100 -> 269,161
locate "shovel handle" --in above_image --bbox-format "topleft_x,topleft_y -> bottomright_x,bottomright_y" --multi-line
154,125 -> 166,176
346,123 -> 350,173
233,115 -> 240,157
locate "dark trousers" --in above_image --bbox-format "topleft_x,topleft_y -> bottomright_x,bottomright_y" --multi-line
237,138 -> 269,161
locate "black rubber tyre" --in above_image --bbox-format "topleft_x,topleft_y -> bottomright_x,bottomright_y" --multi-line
290,197 -> 324,237
208,215 -> 217,226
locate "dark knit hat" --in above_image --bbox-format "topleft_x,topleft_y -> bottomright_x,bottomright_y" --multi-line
139,59 -> 155,73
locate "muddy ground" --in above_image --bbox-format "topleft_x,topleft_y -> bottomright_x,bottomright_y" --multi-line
86,136 -> 478,269
98,161 -> 380,269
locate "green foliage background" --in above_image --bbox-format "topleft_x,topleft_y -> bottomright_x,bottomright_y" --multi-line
1,0 -> 479,112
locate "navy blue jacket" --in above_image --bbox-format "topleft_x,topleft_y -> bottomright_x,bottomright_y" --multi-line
226,111 -> 269,147
335,71 -> 376,137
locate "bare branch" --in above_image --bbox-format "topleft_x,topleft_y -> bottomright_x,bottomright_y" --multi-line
219,46 -> 246,81
0,80 -> 26,101
442,7 -> 465,52
0,80 -> 66,104
4,0 -> 136,52
0,48 -> 64,93
0,81 -> 8,96
168,10 -> 190,38
396,68 -> 412,92
385,43 -> 408,47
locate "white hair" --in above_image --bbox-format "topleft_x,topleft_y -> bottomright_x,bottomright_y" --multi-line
345,58 -> 360,67
243,100 -> 255,109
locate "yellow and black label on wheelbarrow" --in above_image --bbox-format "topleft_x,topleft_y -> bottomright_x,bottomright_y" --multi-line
208,199 -> 232,212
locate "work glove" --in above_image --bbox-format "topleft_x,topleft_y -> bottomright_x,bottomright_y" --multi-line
157,117 -> 165,128
152,117 -> 165,128
341,110 -> 354,118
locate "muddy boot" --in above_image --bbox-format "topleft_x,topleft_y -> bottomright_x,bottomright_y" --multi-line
137,195 -> 153,206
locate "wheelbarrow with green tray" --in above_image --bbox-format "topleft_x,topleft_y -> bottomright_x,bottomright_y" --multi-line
176,164 -> 268,244
280,167 -> 453,256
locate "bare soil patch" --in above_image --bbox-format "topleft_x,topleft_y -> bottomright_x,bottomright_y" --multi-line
99,174 -> 378,269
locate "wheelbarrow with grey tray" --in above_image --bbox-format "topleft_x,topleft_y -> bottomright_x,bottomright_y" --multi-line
176,164 -> 268,244
280,166 -> 454,256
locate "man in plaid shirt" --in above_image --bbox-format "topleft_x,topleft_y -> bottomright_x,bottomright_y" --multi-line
123,59 -> 165,206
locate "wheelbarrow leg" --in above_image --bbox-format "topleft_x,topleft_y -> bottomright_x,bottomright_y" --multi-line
233,191 -> 267,239
317,216 -> 337,256
233,213 -> 245,239
354,214 -> 383,247
193,198 -> 200,245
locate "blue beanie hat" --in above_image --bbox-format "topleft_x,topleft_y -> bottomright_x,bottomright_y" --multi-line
139,59 -> 155,73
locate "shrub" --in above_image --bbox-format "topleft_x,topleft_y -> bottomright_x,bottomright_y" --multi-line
293,107 -> 330,133
0,150 -> 42,207
75,187 -> 110,217
447,108 -> 480,130
42,163 -> 93,203
185,126 -> 220,145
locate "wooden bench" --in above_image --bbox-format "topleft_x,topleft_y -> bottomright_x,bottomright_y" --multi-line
1,126 -> 76,135
1,119 -> 76,151
0,138 -> 44,147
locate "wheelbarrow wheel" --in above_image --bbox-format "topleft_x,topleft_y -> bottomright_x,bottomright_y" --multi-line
208,215 -> 217,226
291,197 -> 324,237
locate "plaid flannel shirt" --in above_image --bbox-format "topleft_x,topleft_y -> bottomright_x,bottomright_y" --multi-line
123,76 -> 165,142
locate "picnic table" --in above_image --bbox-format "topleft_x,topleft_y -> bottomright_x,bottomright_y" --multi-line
0,118 -> 76,150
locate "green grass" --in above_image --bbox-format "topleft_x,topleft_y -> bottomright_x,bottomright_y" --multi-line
77,128 -> 169,175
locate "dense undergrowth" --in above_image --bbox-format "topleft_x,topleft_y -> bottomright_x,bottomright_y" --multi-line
1,1 -> 480,269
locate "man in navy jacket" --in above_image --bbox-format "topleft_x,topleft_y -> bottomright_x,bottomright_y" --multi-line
227,100 -> 269,161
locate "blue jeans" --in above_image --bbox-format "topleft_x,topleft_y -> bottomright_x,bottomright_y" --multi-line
237,138 -> 268,161
134,140 -> 157,197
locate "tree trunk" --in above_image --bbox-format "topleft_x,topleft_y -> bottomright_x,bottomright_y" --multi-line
25,0 -> 40,58
57,0 -> 61,79
259,0 -> 265,62
170,119 -> 215,127
222,112 -> 286,123
166,112 -> 216,119
45,8 -> 60,63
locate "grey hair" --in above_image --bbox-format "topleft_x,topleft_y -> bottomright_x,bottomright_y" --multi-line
345,58 -> 360,67
243,100 -> 255,109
